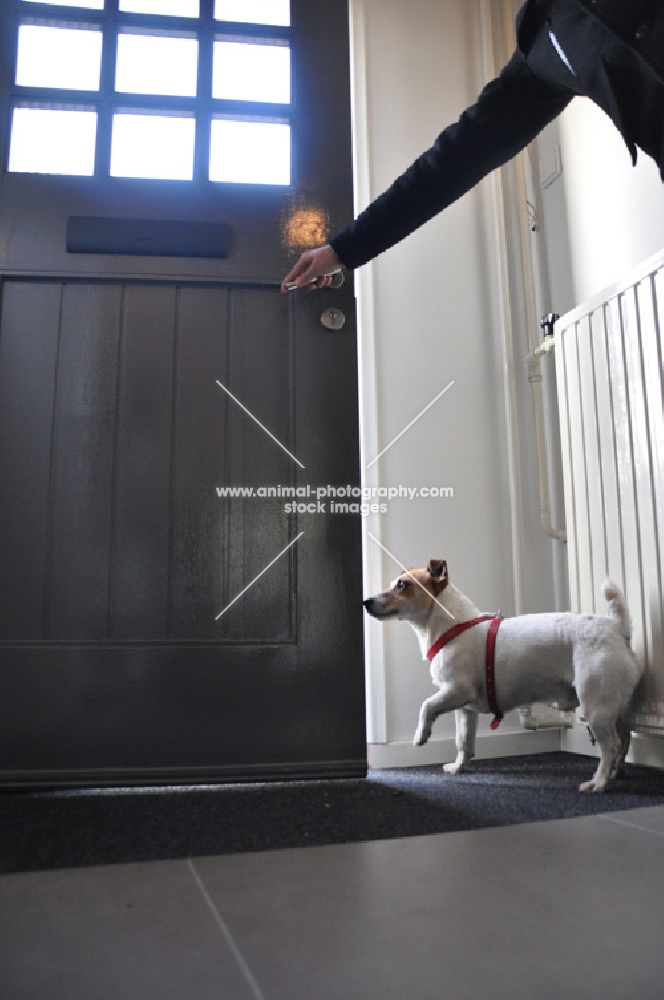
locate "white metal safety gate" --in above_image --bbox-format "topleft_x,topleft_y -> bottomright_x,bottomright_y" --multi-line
555,249 -> 664,735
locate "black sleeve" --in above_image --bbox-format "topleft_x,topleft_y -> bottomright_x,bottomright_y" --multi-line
330,49 -> 573,270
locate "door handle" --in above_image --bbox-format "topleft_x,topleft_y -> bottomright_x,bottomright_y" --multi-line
284,269 -> 345,292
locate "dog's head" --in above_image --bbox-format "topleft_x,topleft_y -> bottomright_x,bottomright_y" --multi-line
363,559 -> 449,622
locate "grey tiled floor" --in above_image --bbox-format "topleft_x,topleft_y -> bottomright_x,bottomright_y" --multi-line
1,806 -> 664,1000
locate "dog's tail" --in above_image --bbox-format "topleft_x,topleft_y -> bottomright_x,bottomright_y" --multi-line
602,579 -> 631,641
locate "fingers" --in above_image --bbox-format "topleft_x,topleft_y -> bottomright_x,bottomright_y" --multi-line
282,259 -> 328,292
308,274 -> 333,290
282,275 -> 331,292
281,245 -> 343,292
281,253 -> 316,291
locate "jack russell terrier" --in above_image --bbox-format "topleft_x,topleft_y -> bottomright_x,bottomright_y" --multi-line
364,559 -> 644,793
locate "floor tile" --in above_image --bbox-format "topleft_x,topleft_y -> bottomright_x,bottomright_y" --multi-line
194,812 -> 664,1000
599,803 -> 664,836
0,859 -> 257,1000
2,809 -> 664,1000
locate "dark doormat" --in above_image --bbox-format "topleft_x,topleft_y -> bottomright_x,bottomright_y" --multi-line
2,752 -> 664,874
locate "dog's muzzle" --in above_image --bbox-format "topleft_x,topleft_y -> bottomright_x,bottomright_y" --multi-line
363,597 -> 397,618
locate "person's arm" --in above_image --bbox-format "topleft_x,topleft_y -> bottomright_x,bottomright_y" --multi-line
328,49 -> 572,272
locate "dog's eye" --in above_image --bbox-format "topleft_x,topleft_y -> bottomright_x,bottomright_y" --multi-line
396,579 -> 409,592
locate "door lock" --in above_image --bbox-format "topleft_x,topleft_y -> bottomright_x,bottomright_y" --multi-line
320,307 -> 346,331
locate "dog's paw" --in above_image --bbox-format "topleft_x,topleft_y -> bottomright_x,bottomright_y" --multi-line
443,760 -> 465,775
413,728 -> 430,747
579,779 -> 606,794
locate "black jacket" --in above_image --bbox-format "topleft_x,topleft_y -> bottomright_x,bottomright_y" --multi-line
517,0 -> 664,81
330,0 -> 664,271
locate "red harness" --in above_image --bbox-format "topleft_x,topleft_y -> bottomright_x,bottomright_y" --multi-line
426,614 -> 505,730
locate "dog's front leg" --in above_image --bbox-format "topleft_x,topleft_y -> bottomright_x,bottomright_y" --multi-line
443,707 -> 477,774
414,687 -> 470,747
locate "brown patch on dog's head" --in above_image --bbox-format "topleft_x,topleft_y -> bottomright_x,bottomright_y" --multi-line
363,558 -> 449,620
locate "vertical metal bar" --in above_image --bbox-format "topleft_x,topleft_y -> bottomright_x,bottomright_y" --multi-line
556,325 -> 581,611
574,318 -> 595,610
589,307 -> 610,581
618,288 -> 648,681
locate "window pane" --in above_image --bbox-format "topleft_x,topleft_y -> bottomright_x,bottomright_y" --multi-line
116,31 -> 198,97
111,113 -> 195,179
214,0 -> 290,26
119,0 -> 200,16
16,24 -> 103,91
209,118 -> 290,184
8,107 -> 97,175
213,40 -> 290,103
22,0 -> 105,9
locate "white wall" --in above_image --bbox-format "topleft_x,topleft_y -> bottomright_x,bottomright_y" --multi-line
351,0 -> 561,764
541,99 -> 664,310
350,0 -> 664,767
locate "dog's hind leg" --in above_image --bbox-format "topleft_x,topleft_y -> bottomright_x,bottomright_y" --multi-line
611,717 -> 631,778
414,686 -> 473,747
443,707 -> 478,774
579,715 -> 622,793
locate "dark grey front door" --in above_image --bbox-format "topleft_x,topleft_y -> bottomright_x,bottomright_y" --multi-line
0,0 -> 365,784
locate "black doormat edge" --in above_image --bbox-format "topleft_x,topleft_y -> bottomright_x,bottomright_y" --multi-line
1,752 -> 663,874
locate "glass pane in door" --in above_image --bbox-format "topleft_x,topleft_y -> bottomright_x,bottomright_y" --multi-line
110,112 -> 195,179
212,38 -> 290,103
119,0 -> 200,15
8,106 -> 97,175
214,0 -> 290,26
16,24 -> 102,91
209,117 -> 290,184
116,30 -> 198,97
21,0 -> 105,9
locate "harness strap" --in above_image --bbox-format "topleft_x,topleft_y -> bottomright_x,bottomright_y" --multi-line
426,615 -> 495,662
427,614 -> 504,729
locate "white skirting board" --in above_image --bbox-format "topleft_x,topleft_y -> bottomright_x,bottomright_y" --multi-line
562,725 -> 664,770
369,727 -> 664,769
368,728 -> 562,769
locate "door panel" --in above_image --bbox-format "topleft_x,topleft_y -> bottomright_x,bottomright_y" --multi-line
0,281 -> 62,638
0,0 -> 365,785
0,275 -> 364,782
112,285 -> 176,639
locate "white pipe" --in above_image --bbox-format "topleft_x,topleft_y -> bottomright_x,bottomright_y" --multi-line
518,707 -> 574,730
524,342 -> 567,541
480,0 -> 525,615
514,106 -> 568,547
513,110 -> 567,544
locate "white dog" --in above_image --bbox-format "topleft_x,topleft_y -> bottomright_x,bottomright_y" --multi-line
364,559 -> 644,793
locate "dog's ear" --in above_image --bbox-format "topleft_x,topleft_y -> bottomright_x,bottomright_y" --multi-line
427,559 -> 449,591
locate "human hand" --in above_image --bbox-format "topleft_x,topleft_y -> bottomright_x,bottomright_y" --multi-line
281,245 -> 344,292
